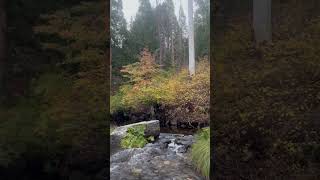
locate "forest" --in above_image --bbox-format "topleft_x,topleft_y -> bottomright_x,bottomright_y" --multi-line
110,0 -> 210,179
0,0 -> 108,179
0,0 -> 319,179
111,0 -> 209,128
212,0 -> 320,179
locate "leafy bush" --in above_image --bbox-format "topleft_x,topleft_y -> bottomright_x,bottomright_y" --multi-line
191,127 -> 210,178
111,49 -> 171,112
120,125 -> 153,149
164,58 -> 210,125
111,51 -> 210,126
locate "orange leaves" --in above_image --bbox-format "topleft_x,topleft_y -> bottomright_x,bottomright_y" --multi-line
112,50 -> 210,125
113,49 -> 166,110
120,48 -> 160,84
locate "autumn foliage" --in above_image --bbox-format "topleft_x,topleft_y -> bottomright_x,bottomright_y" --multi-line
111,49 -> 209,126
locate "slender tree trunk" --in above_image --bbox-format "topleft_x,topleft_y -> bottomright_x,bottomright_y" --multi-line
159,35 -> 163,65
178,32 -> 183,69
156,0 -> 163,66
253,0 -> 272,43
183,40 -> 186,67
0,0 -> 7,96
165,36 -> 169,65
171,33 -> 174,67
160,35 -> 164,65
188,0 -> 195,75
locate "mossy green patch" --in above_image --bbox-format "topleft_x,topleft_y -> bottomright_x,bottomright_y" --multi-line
120,124 -> 154,149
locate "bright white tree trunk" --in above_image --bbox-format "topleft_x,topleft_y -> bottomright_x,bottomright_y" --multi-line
253,0 -> 272,43
188,0 -> 195,75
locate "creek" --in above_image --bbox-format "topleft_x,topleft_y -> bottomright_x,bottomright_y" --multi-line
110,133 -> 205,180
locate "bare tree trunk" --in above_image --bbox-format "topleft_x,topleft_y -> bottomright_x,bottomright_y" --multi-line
0,0 -> 7,96
183,40 -> 186,67
177,29 -> 182,69
156,0 -> 163,66
188,0 -> 195,75
159,37 -> 163,66
171,34 -> 175,67
164,36 -> 169,64
253,0 -> 272,43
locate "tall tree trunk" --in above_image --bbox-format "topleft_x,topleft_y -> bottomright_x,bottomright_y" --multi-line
188,0 -> 195,75
0,0 -> 7,97
178,32 -> 183,69
253,0 -> 272,43
171,33 -> 175,67
158,31 -> 162,66
183,39 -> 186,67
156,0 -> 163,66
165,36 -> 169,65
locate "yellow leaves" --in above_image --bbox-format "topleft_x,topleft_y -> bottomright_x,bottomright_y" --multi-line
112,51 -> 210,125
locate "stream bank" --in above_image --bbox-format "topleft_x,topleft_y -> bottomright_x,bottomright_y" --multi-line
110,133 -> 204,180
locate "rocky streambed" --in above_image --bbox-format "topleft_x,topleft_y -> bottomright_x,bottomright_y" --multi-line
110,121 -> 205,180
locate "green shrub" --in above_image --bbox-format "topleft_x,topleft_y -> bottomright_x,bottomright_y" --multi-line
191,127 -> 210,178
120,125 -> 153,148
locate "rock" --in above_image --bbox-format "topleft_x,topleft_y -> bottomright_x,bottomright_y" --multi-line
160,142 -> 168,149
110,149 -> 136,163
110,120 -> 160,155
145,143 -> 160,149
159,138 -> 172,144
132,168 -> 142,175
177,146 -> 187,153
175,135 -> 194,148
110,133 -> 204,180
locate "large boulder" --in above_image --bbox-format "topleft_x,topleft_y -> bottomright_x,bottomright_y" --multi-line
110,120 -> 160,155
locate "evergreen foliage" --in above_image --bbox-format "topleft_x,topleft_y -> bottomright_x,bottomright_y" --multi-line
111,0 -> 210,91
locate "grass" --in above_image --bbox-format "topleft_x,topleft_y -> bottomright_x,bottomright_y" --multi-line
191,127 -> 210,178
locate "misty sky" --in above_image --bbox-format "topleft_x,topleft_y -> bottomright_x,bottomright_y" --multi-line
123,0 -> 190,28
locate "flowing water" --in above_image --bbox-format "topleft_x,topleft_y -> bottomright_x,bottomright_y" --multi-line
110,133 -> 205,180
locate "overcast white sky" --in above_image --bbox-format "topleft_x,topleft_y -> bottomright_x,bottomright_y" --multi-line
122,0 -> 189,28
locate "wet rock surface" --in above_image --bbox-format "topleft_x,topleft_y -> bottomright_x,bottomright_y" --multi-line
110,133 -> 204,180
110,120 -> 160,155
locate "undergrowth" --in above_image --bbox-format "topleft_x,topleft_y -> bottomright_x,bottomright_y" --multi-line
111,48 -> 209,125
191,127 -> 210,178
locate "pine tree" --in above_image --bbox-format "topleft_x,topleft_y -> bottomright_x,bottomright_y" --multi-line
194,0 -> 209,58
178,4 -> 188,68
130,0 -> 158,54
111,0 -> 127,48
154,0 -> 179,68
